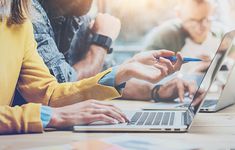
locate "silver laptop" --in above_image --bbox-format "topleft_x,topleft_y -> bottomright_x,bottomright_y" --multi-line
143,31 -> 235,112
73,31 -> 235,133
178,59 -> 235,112
199,63 -> 235,112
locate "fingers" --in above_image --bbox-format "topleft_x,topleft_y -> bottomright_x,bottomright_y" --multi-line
157,52 -> 183,75
158,57 -> 174,74
154,63 -> 168,79
86,114 -> 118,124
126,62 -> 166,83
176,81 -> 185,103
91,108 -> 125,123
92,100 -> 123,114
151,50 -> 175,59
185,81 -> 197,99
92,101 -> 128,122
173,53 -> 183,71
176,79 -> 198,103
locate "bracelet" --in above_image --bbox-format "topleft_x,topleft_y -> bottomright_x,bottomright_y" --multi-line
151,84 -> 162,102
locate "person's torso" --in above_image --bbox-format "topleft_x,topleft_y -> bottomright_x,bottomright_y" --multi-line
32,0 -> 91,62
0,20 -> 25,106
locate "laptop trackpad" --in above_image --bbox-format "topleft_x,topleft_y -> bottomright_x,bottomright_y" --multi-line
89,120 -> 119,125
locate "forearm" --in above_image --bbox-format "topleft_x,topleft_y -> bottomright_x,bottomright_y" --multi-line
73,44 -> 107,80
43,66 -> 127,128
122,79 -> 154,100
88,44 -> 107,70
19,38 -> 123,107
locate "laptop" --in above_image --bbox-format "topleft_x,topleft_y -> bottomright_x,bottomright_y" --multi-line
73,31 -> 235,132
199,63 -> 235,112
143,32 -> 235,112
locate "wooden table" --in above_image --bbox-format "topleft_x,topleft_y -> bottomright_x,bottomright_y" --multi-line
1,100 -> 235,150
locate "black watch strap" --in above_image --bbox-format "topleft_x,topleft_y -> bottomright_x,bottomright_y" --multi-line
151,84 -> 162,102
89,32 -> 113,54
151,84 -> 176,102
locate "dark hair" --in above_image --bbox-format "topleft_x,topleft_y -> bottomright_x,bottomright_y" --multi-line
0,0 -> 30,26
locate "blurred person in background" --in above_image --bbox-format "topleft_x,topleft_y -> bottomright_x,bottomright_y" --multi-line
123,0 -> 219,101
145,0 -> 223,66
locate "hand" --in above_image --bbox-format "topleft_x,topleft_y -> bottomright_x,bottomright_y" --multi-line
156,78 -> 197,102
115,50 -> 183,85
48,100 -> 128,128
129,50 -> 183,74
90,13 -> 121,41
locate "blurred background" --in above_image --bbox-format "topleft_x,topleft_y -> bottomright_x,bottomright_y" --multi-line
88,0 -> 235,64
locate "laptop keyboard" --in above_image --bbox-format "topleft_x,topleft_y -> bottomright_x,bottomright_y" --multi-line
128,112 -> 175,126
202,100 -> 217,107
178,100 -> 217,108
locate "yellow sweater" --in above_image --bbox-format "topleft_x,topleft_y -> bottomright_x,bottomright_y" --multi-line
0,19 -> 121,134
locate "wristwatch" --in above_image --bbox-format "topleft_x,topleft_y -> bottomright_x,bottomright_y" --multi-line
151,84 -> 162,102
151,84 -> 175,102
88,32 -> 113,54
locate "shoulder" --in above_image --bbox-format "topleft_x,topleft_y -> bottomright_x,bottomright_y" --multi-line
21,19 -> 34,34
6,19 -> 33,37
147,20 -> 183,39
144,19 -> 185,52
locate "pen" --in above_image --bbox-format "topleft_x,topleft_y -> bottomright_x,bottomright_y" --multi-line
163,56 -> 202,63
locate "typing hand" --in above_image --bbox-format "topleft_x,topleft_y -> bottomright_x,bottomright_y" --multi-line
48,100 -> 128,128
156,79 -> 197,102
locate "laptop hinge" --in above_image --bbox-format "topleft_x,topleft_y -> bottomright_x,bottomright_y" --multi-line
183,110 -> 193,126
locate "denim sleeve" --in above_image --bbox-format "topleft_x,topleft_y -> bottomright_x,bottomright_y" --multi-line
41,106 -> 52,128
66,15 -> 92,65
99,66 -> 126,90
32,0 -> 77,83
33,29 -> 77,83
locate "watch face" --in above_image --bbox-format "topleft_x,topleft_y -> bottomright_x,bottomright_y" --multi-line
90,33 -> 113,54
92,33 -> 112,48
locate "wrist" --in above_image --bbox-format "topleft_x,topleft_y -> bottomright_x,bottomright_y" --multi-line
147,83 -> 155,100
88,32 -> 113,54
151,85 -> 162,102
47,108 -> 64,128
89,44 -> 107,54
115,64 -> 132,86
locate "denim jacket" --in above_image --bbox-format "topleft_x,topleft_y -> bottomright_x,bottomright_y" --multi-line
32,0 -> 91,83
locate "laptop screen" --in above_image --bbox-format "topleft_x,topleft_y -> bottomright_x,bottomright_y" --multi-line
186,31 -> 235,119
